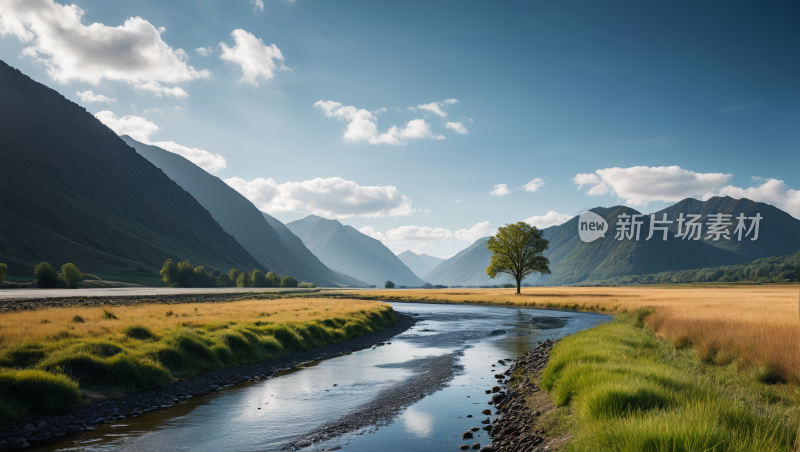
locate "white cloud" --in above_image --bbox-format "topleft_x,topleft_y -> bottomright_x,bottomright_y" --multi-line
143,108 -> 163,114
374,107 -> 387,115
524,211 -> 573,228
455,221 -> 494,242
445,122 -> 469,134
250,0 -> 264,11
385,226 -> 453,242
224,176 -> 415,218
572,166 -> 733,207
523,178 -> 544,192
359,226 -> 385,241
195,47 -> 213,56
94,111 -> 226,173
0,0 -> 209,97
94,110 -> 159,142
219,29 -> 286,86
314,100 -> 445,145
416,98 -> 459,118
76,90 -> 116,104
489,184 -> 511,196
713,178 -> 800,219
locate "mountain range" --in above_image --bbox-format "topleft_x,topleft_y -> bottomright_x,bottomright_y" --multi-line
423,197 -> 800,286
397,251 -> 445,278
286,216 -> 425,287
0,60 -> 263,279
122,136 -> 365,287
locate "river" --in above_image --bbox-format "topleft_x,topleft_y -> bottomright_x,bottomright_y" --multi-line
34,302 -> 611,452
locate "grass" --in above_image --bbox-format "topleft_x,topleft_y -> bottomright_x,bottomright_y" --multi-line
538,312 -> 800,452
0,297 -> 394,425
349,286 -> 800,384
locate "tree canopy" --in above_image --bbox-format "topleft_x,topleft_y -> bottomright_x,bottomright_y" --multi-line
385,280 -> 395,289
486,222 -> 550,294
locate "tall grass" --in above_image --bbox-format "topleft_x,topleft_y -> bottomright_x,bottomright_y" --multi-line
539,312 -> 800,452
0,298 -> 394,425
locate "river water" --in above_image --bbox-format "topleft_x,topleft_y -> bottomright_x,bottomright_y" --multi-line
35,302 -> 610,452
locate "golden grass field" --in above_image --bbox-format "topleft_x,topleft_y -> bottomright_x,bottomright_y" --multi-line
0,297 -> 386,346
347,285 -> 800,383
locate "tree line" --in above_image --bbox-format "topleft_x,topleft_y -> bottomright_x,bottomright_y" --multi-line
159,259 -> 310,288
591,250 -> 800,286
0,261 -> 86,288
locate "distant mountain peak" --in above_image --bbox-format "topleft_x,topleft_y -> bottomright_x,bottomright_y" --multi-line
302,214 -> 325,222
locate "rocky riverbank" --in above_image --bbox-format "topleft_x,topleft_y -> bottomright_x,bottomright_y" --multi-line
0,313 -> 418,450
472,338 -> 561,452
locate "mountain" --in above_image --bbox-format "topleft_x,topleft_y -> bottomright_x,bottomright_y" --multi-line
417,254 -> 445,272
121,136 -> 365,287
397,251 -> 438,278
286,216 -> 425,286
423,197 -> 800,286
261,212 -> 366,286
0,60 -> 262,278
422,237 -> 499,286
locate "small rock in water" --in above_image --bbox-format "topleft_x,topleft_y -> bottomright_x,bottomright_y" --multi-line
466,415 -> 472,418
485,390 -> 491,394
323,447 -> 342,451
481,419 -> 490,424
472,443 -> 481,450
462,431 -> 473,439
491,386 -> 501,393
489,330 -> 506,336
470,427 -> 480,431
482,409 -> 491,415
459,446 -> 469,451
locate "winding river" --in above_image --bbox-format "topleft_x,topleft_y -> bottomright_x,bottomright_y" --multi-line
34,302 -> 610,452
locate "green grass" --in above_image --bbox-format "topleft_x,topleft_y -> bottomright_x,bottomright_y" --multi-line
540,312 -> 800,452
0,307 -> 395,426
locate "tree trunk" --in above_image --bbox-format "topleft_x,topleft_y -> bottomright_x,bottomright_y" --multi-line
516,278 -> 521,294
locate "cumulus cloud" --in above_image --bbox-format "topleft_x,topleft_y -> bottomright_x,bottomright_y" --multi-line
219,29 -> 286,86
359,226 -> 385,241
455,221 -> 494,242
76,90 -> 116,104
195,47 -> 213,56
712,178 -> 800,219
314,100 -> 445,145
385,226 -> 453,242
490,184 -> 511,196
250,0 -> 264,11
374,107 -> 387,115
445,122 -> 469,134
573,166 -> 732,207
523,178 -> 544,192
0,0 -> 209,97
524,211 -> 573,228
224,176 -> 415,218
416,98 -> 458,118
94,111 -> 226,173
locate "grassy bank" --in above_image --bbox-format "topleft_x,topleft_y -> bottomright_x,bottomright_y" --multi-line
538,312 -> 800,451
0,298 -> 394,425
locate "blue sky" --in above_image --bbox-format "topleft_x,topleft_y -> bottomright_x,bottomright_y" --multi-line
1,0 -> 798,258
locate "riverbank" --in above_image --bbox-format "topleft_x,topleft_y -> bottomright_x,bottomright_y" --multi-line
0,312 -> 417,450
493,312 -> 800,451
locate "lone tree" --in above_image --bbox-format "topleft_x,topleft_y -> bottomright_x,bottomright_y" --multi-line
486,222 -> 550,294
385,280 -> 395,289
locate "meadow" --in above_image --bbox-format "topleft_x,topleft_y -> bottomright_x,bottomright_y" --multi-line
347,286 -> 800,384
0,297 -> 394,424
539,312 -> 800,451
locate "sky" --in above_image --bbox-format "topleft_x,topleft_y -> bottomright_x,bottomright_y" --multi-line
1,0 -> 798,258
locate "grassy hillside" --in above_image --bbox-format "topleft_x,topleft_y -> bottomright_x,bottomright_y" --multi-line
0,60 -> 262,277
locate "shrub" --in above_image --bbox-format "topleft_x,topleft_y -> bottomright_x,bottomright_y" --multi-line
124,325 -> 156,340
59,263 -> 83,289
385,280 -> 395,289
34,262 -> 63,288
102,309 -> 118,320
298,281 -> 317,288
280,276 -> 298,288
421,282 -> 434,289
265,271 -> 280,287
160,259 -> 178,286
251,269 -> 265,287
0,263 -> 7,286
